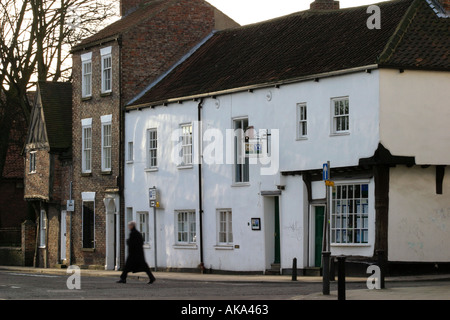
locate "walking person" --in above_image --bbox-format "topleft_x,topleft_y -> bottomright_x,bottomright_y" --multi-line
117,221 -> 156,284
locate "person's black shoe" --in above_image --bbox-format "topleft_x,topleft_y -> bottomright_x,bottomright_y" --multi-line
116,279 -> 126,284
148,279 -> 156,284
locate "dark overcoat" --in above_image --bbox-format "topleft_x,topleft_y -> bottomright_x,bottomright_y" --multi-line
124,227 -> 149,273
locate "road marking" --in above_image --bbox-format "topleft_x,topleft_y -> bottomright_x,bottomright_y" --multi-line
7,272 -> 59,278
10,286 -> 20,289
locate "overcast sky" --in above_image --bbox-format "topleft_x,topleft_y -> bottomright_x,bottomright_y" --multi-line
206,0 -> 391,25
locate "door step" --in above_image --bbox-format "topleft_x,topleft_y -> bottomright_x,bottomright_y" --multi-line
303,267 -> 321,276
265,263 -> 281,275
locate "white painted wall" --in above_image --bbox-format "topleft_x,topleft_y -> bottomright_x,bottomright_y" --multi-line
389,166 -> 450,262
124,70 -> 381,271
380,69 -> 450,165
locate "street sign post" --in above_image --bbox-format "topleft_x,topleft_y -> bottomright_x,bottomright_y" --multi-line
322,161 -> 331,295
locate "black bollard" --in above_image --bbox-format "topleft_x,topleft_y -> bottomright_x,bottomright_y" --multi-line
322,251 -> 331,295
292,258 -> 297,281
337,256 -> 346,301
330,256 -> 336,281
377,250 -> 386,289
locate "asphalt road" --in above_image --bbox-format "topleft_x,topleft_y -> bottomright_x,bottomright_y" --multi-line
1,270 -> 450,300
0,270 -> 371,300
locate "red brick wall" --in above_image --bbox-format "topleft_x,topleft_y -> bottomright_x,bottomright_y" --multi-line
21,220 -> 36,266
0,179 -> 27,228
121,0 -> 218,104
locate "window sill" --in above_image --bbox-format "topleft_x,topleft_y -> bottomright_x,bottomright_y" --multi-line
330,243 -> 371,247
126,161 -> 134,164
100,91 -> 112,97
38,246 -> 46,249
143,244 -> 151,249
173,244 -> 198,250
296,137 -> 308,141
29,172 -> 37,175
81,96 -> 92,101
330,132 -> 350,137
101,171 -> 112,175
82,248 -> 95,252
145,168 -> 158,172
231,183 -> 250,188
178,165 -> 193,170
81,172 -> 92,177
214,245 -> 234,250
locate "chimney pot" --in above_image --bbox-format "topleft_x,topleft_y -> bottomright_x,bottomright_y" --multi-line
310,0 -> 340,10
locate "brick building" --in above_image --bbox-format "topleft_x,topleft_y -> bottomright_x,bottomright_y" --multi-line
70,0 -> 238,270
24,82 -> 72,268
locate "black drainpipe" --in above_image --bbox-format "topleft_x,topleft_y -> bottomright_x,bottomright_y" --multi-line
198,98 -> 205,273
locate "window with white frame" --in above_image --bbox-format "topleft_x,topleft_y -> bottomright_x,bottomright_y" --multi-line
176,211 -> 196,244
29,151 -> 37,173
101,115 -> 112,172
218,209 -> 233,245
297,103 -> 307,139
233,118 -> 249,183
180,124 -> 192,166
147,128 -> 158,169
101,47 -> 112,93
81,119 -> 92,173
331,183 -> 369,245
39,210 -> 46,247
82,201 -> 95,248
137,212 -> 149,244
127,142 -> 134,163
81,52 -> 92,98
332,97 -> 350,134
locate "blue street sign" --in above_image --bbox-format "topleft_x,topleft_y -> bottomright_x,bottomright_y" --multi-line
323,163 -> 329,181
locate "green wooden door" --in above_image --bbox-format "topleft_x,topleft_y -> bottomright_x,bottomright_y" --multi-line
274,197 -> 281,264
315,206 -> 325,267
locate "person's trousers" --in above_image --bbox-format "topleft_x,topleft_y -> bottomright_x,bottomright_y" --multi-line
120,264 -> 156,282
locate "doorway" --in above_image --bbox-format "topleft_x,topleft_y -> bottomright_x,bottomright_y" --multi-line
310,205 -> 325,267
274,197 -> 281,264
60,210 -> 67,262
104,194 -> 119,271
263,196 -> 281,270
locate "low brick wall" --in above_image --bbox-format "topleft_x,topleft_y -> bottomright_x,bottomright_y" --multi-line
0,220 -> 36,267
0,247 -> 23,266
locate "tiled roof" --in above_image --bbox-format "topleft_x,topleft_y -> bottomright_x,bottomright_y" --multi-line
38,82 -> 72,151
72,0 -> 175,50
379,0 -> 450,69
129,0 -> 449,107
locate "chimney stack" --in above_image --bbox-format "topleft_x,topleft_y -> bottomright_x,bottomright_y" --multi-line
310,0 -> 340,10
121,0 -> 147,17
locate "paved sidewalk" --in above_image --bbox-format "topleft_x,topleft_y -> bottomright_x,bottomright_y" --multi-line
1,265 -> 450,299
295,285 -> 450,300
